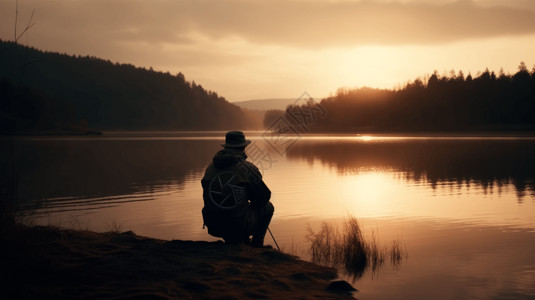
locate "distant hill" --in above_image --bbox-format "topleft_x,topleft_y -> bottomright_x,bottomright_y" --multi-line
0,39 -> 261,132
233,98 -> 297,111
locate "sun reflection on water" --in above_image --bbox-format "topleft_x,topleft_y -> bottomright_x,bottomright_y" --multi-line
9,133 -> 535,300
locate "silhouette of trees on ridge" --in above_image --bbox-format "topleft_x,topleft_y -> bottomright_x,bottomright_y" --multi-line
277,64 -> 535,132
0,40 -> 261,131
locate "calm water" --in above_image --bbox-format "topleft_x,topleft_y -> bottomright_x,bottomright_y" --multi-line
3,132 -> 535,299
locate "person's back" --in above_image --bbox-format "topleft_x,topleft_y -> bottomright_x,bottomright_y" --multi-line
201,131 -> 274,247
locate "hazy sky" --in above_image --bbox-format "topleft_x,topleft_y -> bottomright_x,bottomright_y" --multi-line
1,0 -> 535,101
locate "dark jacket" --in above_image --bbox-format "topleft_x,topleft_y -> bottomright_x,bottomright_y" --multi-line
201,148 -> 271,237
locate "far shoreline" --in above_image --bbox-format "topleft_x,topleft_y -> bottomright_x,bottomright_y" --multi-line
3,128 -> 535,138
1,129 -> 103,137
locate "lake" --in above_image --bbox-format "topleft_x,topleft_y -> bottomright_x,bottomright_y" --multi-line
3,131 -> 535,299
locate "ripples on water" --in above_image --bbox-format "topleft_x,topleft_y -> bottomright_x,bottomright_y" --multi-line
2,132 -> 535,299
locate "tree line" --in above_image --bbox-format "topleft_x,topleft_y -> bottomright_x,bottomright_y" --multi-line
269,63 -> 535,132
0,39 -> 261,132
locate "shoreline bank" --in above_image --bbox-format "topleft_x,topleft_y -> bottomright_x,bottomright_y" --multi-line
2,224 -> 355,299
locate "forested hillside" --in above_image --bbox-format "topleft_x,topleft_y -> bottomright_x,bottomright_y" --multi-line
275,64 -> 535,132
0,40 -> 260,132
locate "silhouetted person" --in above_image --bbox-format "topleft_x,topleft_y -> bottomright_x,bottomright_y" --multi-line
201,131 -> 274,247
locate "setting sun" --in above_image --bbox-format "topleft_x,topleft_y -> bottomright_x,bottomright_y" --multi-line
1,0 -> 534,100
358,135 -> 374,141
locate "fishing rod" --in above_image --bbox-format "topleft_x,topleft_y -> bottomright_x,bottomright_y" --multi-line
267,227 -> 280,251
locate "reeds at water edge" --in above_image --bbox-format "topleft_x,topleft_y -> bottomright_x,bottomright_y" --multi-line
306,216 -> 407,279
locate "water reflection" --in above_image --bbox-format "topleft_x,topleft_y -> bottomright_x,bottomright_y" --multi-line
286,137 -> 535,201
1,136 -> 220,210
352,218 -> 535,300
3,133 -> 535,299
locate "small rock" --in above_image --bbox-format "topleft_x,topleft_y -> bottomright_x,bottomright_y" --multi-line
326,280 -> 358,293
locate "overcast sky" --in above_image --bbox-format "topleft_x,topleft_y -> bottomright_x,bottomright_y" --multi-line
1,0 -> 535,101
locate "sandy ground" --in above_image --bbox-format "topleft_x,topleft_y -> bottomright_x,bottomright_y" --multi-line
2,225 -> 356,299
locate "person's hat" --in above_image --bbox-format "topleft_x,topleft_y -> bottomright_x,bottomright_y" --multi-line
221,131 -> 251,148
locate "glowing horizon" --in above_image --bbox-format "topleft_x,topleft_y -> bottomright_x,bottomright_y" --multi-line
1,0 -> 534,101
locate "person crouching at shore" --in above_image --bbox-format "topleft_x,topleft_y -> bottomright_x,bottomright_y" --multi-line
201,131 -> 274,248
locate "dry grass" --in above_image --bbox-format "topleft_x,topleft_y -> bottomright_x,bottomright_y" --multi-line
306,216 -> 407,279
106,219 -> 123,233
